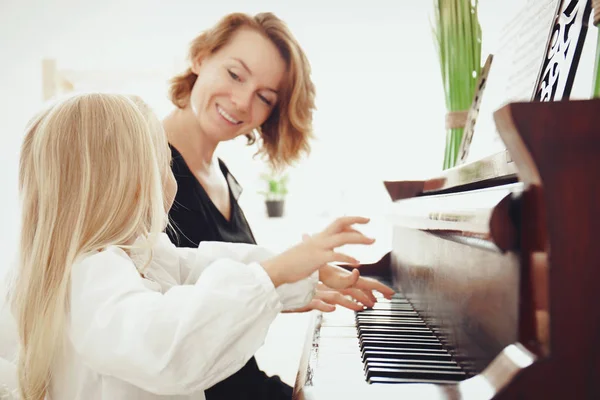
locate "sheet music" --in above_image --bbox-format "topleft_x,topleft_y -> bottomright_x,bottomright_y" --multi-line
465,0 -> 560,163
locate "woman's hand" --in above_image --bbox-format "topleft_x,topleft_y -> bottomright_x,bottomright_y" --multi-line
261,216 -> 374,287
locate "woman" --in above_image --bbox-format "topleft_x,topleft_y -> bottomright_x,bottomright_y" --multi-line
163,12 -> 394,400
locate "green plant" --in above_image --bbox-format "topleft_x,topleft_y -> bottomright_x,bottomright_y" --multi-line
432,0 -> 482,169
259,171 -> 289,201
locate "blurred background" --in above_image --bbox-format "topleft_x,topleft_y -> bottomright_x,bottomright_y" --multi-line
0,0 -> 597,385
0,0 -> 542,264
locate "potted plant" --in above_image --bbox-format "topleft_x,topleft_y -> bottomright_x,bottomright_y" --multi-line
259,171 -> 289,218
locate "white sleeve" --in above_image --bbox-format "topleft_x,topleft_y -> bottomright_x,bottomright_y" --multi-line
69,248 -> 286,395
156,234 -> 318,311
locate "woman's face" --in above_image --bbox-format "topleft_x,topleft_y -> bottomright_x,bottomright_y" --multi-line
188,28 -> 286,142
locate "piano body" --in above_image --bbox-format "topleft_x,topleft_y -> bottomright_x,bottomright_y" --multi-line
294,98 -> 600,400
293,0 -> 600,397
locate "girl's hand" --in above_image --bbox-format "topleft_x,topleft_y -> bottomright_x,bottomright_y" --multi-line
284,265 -> 395,313
261,216 -> 374,287
319,263 -> 395,301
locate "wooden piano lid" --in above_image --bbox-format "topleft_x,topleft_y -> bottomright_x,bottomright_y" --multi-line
383,150 -> 518,202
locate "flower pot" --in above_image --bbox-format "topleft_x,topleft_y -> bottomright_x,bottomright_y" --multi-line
265,200 -> 285,218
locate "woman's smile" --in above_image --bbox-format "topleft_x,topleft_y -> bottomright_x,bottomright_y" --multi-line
216,104 -> 242,125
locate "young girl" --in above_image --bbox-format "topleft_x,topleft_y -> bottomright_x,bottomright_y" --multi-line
10,93 -> 374,400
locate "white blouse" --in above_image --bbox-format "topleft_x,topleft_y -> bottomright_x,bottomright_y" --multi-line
1,233 -> 317,400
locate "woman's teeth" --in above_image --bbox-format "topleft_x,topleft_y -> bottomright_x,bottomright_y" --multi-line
217,106 -> 240,124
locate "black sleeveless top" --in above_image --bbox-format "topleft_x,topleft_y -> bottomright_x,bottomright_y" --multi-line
167,145 -> 292,400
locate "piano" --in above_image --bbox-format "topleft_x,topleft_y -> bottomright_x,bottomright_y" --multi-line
294,98 -> 600,400
293,1 -> 600,397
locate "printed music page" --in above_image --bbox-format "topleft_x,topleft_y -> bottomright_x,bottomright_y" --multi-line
465,0 -> 560,163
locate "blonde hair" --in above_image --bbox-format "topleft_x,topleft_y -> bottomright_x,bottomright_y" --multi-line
169,12 -> 316,169
12,93 -> 169,399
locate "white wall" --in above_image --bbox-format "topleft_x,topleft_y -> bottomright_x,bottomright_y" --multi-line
3,0 -> 588,273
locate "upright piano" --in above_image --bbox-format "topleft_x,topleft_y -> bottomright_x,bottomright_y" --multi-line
294,99 -> 600,400
293,0 -> 600,397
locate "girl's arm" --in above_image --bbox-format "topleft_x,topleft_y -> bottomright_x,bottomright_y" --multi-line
69,247 -> 299,395
154,233 -> 317,311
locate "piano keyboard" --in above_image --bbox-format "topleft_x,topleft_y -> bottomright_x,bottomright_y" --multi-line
313,292 -> 468,386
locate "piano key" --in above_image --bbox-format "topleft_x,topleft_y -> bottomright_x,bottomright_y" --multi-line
366,361 -> 463,371
362,346 -> 448,356
360,339 -> 444,350
357,320 -> 428,328
359,334 -> 439,342
357,310 -> 420,317
356,316 -> 424,323
368,376 -> 461,384
365,357 -> 459,366
366,367 -> 466,382
358,326 -> 433,335
363,350 -> 453,362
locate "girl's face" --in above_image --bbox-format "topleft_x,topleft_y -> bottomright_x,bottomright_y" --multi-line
188,28 -> 286,143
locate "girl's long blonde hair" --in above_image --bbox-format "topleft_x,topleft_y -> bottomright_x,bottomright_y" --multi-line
12,93 -> 169,399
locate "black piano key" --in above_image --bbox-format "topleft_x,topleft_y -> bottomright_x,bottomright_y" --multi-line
369,304 -> 414,310
362,346 -> 447,357
360,339 -> 443,350
357,311 -> 420,317
366,361 -> 462,371
358,326 -> 432,335
365,357 -> 459,367
359,334 -> 439,342
362,350 -> 452,362
357,320 -> 427,328
356,316 -> 423,323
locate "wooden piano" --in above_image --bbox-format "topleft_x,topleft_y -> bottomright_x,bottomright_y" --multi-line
294,1 -> 600,398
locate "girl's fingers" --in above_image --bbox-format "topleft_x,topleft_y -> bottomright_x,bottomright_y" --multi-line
324,232 -> 375,249
364,288 -> 378,304
318,291 -> 364,311
354,277 -> 396,299
308,298 -> 337,312
328,251 -> 360,266
340,287 -> 375,308
323,216 -> 370,235
320,267 -> 360,290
